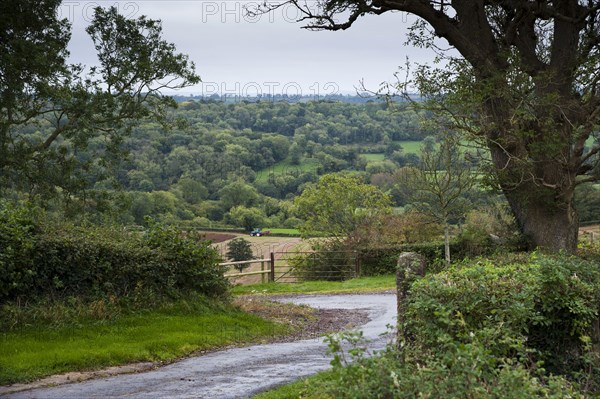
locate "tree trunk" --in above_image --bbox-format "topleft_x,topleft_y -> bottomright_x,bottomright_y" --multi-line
504,187 -> 579,253
485,99 -> 581,253
443,223 -> 451,264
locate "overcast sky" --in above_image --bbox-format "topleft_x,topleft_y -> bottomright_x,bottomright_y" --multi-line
63,1 -> 438,96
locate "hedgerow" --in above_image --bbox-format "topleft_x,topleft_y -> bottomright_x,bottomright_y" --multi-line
0,201 -> 38,301
320,253 -> 600,398
404,254 -> 599,376
0,202 -> 228,305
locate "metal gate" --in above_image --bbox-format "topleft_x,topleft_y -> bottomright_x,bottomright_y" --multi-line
272,251 -> 359,283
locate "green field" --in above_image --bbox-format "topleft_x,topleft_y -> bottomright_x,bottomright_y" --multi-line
265,228 -> 301,235
396,140 -> 423,154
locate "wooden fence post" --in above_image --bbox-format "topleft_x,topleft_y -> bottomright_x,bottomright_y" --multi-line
270,252 -> 275,282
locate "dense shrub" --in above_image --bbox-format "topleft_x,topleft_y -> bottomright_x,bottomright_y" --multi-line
356,206 -> 526,276
406,255 -> 599,351
403,253 -> 600,391
305,241 -> 471,279
358,242 -> 458,276
318,253 -> 599,397
0,208 -> 229,304
456,207 -> 522,254
324,333 -> 582,399
358,243 -> 441,275
579,240 -> 600,263
529,255 -> 600,378
358,237 -> 530,276
355,211 -> 442,248
405,259 -> 540,355
0,201 -> 38,300
141,220 -> 229,297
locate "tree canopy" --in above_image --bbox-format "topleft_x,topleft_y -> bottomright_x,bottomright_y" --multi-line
294,173 -> 392,241
0,1 -> 199,197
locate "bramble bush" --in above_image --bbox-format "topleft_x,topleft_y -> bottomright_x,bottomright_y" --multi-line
141,218 -> 228,297
404,254 -> 599,376
324,332 -> 583,399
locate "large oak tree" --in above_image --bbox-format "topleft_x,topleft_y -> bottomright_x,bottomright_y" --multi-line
258,0 -> 600,252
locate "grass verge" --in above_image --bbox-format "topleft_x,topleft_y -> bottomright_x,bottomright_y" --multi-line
252,371 -> 334,399
0,297 -> 292,386
231,275 -> 395,295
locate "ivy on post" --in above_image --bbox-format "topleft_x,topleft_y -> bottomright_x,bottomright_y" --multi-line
396,251 -> 427,349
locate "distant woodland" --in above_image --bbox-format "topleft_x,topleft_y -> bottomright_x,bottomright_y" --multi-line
9,98 -> 437,226
7,97 -> 599,228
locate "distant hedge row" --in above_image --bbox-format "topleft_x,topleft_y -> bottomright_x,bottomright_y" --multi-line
0,202 -> 228,303
358,241 -> 486,276
358,234 -> 529,276
289,237 -> 511,281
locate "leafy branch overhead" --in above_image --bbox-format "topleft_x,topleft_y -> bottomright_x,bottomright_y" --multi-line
0,1 -> 199,196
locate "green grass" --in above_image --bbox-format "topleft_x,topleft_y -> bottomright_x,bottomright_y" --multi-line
255,158 -> 320,183
0,299 -> 288,385
396,140 -> 423,154
361,153 -> 386,161
264,228 -> 300,235
253,370 -> 334,399
232,275 -> 395,296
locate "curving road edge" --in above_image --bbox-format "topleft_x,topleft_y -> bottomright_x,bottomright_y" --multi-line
2,293 -> 397,399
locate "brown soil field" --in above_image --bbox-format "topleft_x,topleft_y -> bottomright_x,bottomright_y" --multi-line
580,224 -> 600,235
200,232 -> 239,243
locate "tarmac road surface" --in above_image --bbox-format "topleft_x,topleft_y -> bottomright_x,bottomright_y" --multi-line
2,293 -> 396,399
